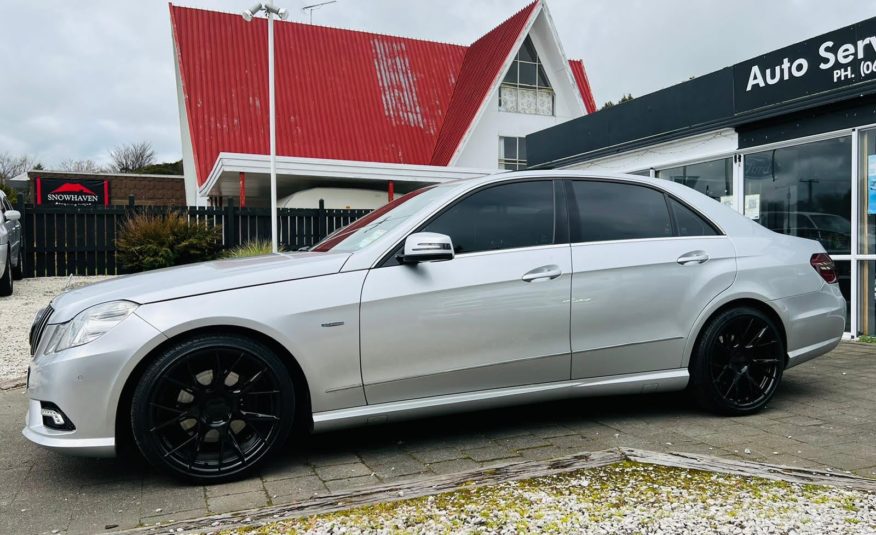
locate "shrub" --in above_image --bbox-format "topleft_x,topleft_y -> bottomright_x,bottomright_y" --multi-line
221,239 -> 276,259
0,182 -> 18,204
117,211 -> 222,272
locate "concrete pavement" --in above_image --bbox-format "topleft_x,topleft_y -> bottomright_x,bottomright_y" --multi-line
1,343 -> 875,534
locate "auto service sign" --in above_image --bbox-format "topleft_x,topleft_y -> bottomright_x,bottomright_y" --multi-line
37,178 -> 109,206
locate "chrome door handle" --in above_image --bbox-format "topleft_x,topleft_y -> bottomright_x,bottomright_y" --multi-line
677,251 -> 710,265
521,265 -> 562,282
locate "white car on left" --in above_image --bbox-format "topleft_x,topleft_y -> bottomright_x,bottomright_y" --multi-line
0,189 -> 24,296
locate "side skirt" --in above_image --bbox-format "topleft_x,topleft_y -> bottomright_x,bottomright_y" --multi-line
312,369 -> 689,433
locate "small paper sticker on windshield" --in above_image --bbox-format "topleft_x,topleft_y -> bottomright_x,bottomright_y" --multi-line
356,229 -> 387,248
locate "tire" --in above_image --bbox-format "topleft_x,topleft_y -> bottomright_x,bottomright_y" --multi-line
11,247 -> 23,280
689,306 -> 785,416
131,334 -> 295,483
0,251 -> 12,297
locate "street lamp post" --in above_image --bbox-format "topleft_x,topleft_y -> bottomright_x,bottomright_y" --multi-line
242,2 -> 289,254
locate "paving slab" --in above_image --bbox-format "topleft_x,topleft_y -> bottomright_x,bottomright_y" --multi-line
1,342 -> 875,533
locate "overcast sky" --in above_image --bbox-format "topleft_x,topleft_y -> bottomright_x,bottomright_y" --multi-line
1,0 -> 874,167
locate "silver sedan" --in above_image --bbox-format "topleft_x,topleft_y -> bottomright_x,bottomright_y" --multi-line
23,171 -> 845,483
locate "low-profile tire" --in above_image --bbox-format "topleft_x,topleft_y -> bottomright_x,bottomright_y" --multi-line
131,334 -> 295,484
0,251 -> 12,297
689,306 -> 785,416
11,247 -> 23,280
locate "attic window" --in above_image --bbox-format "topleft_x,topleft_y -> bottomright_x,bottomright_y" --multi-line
499,37 -> 554,116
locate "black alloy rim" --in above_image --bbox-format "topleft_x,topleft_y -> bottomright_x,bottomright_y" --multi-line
709,315 -> 782,410
147,348 -> 283,476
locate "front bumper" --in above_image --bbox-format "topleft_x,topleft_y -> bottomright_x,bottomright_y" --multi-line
773,283 -> 846,369
22,312 -> 166,457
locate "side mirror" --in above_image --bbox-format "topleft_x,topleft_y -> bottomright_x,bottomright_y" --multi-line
4,210 -> 20,222
399,232 -> 455,263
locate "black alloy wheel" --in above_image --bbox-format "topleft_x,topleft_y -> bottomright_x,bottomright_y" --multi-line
690,307 -> 784,415
0,251 -> 12,297
132,334 -> 295,483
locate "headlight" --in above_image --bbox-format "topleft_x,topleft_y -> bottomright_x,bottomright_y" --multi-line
45,301 -> 138,353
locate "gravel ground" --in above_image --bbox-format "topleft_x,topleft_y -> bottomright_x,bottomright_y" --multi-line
236,462 -> 876,534
0,276 -> 112,383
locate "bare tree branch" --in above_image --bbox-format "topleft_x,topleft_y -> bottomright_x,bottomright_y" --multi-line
58,159 -> 108,173
109,141 -> 156,173
0,152 -> 37,181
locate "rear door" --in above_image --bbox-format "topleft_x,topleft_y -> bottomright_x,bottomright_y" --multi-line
567,180 -> 736,378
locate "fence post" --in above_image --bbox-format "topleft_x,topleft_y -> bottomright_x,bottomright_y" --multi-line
224,198 -> 237,250
317,198 -> 326,241
127,194 -> 135,208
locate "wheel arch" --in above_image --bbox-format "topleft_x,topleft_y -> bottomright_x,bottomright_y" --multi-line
685,297 -> 789,370
115,324 -> 313,454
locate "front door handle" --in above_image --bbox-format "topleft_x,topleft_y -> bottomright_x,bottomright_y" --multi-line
677,251 -> 710,265
521,264 -> 562,282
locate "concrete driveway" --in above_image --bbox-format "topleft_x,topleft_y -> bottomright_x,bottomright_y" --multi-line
1,343 -> 875,534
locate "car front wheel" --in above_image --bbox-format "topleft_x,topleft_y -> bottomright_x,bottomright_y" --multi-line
131,334 -> 295,483
690,307 -> 785,415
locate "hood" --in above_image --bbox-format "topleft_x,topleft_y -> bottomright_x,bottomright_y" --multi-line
48,251 -> 351,323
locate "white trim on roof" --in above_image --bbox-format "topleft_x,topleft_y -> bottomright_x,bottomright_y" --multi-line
200,152 -> 494,197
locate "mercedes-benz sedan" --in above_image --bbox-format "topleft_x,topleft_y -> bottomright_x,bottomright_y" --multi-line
24,171 -> 845,483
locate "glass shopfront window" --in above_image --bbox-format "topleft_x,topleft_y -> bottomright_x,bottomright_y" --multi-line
743,136 -> 852,255
657,158 -> 733,202
858,128 -> 876,254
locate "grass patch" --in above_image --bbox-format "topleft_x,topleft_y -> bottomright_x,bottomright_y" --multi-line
223,461 -> 874,534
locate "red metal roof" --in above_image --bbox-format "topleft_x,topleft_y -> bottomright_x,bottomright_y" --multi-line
170,1 -> 595,186
569,59 -> 597,114
430,2 -> 540,165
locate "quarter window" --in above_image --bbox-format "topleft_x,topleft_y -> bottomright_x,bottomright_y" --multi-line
570,181 -> 672,242
670,198 -> 718,236
423,181 -> 554,254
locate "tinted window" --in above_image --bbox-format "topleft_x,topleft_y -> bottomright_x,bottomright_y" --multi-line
423,181 -> 554,254
670,198 -> 718,236
570,181 -> 672,242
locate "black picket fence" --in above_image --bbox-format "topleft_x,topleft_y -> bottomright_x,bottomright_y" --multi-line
14,198 -> 370,277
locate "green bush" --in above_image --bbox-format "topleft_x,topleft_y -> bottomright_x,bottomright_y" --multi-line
117,211 -> 222,272
221,239 -> 276,259
0,182 -> 17,204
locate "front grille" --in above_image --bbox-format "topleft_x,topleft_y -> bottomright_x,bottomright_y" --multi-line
30,305 -> 53,356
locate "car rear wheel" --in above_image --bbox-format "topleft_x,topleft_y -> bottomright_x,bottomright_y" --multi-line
690,307 -> 784,415
11,247 -> 23,280
131,334 -> 295,483
0,251 -> 12,297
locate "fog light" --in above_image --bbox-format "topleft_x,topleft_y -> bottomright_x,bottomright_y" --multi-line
40,402 -> 75,430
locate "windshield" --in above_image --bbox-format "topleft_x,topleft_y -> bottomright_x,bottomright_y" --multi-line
311,185 -> 453,253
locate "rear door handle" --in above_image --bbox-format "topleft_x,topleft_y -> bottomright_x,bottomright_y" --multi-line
521,264 -> 562,282
677,251 -> 710,265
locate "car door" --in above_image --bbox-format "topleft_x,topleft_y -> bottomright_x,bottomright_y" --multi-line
359,180 -> 573,405
566,179 -> 736,379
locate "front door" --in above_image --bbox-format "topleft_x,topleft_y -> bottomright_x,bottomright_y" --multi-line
566,180 -> 736,378
359,180 -> 572,405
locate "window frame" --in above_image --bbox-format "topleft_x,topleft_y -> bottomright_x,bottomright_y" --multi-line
377,178 -> 568,267
564,178 -> 723,246
498,36 -> 555,117
499,136 -> 527,170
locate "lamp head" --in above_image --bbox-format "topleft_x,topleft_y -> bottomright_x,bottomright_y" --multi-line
277,7 -> 290,20
241,3 -> 264,21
